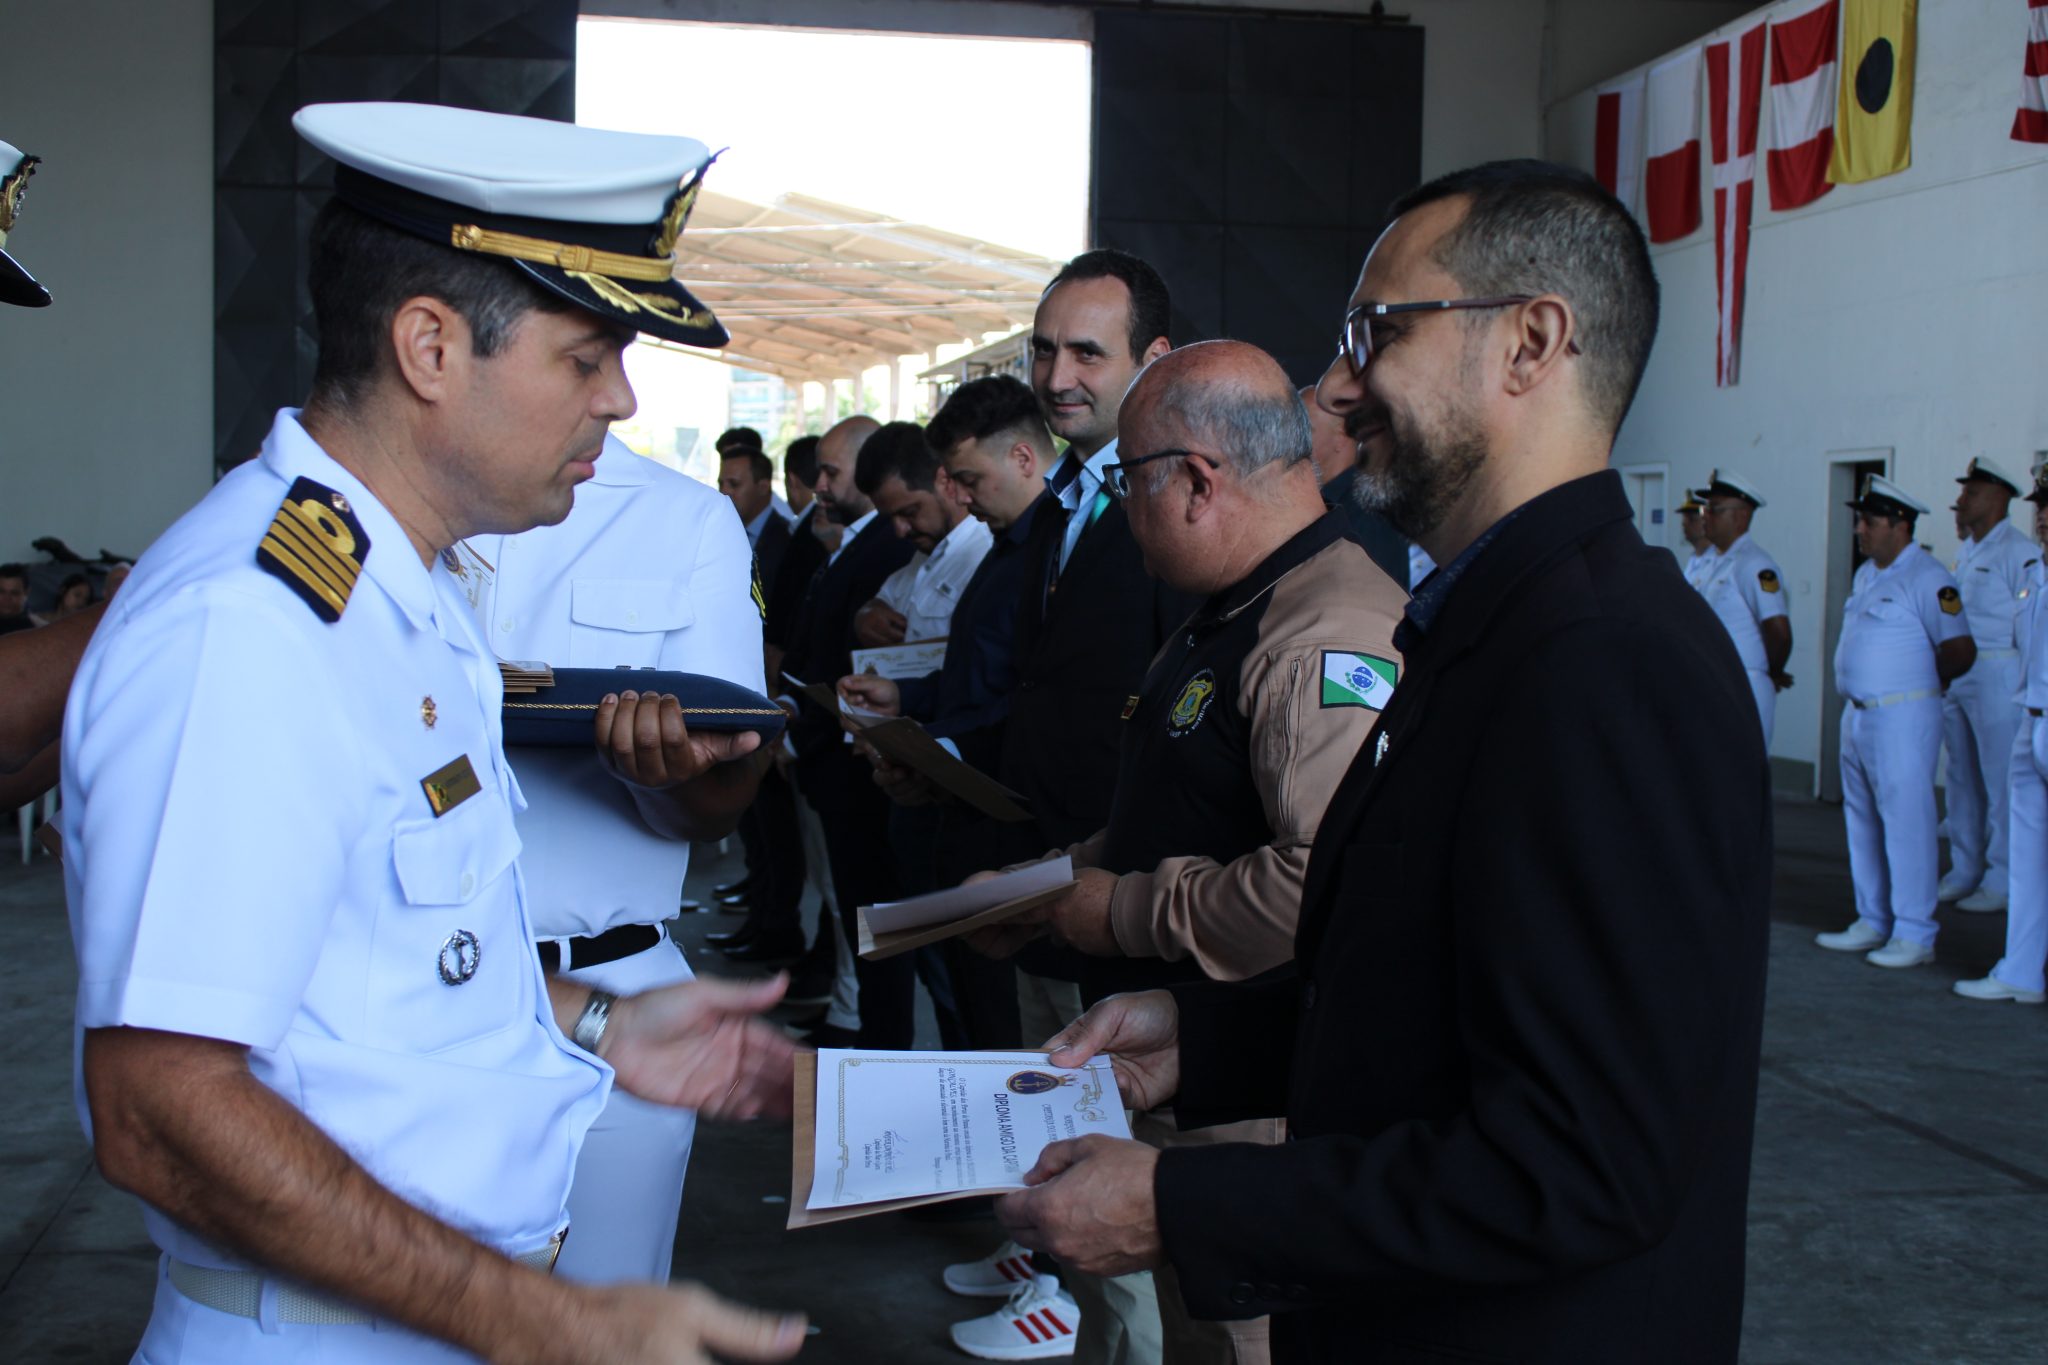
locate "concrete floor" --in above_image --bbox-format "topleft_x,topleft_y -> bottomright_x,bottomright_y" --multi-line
2,797 -> 2044,1362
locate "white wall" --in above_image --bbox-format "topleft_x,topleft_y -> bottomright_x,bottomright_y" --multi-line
1548,0 -> 2048,779
0,0 -> 213,565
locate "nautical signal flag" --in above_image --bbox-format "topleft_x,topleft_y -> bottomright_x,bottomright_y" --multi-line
1594,74 -> 1645,211
1706,18 -> 1766,388
2015,0 -> 2048,145
1828,0 -> 1917,185
1767,0 -> 1839,210
1644,47 -> 1704,243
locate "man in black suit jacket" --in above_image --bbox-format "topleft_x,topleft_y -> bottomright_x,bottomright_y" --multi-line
999,162 -> 1772,1365
779,416 -> 917,1045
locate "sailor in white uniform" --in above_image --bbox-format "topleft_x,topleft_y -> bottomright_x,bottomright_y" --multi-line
1937,457 -> 2037,912
1817,475 -> 1978,969
466,430 -> 768,1286
1692,469 -> 1794,744
1677,492 -> 1714,589
61,102 -> 802,1362
1956,473 -> 2048,1005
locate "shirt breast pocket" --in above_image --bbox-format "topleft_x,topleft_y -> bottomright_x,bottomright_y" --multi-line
568,578 -> 691,668
376,790 -> 526,1055
908,576 -> 957,635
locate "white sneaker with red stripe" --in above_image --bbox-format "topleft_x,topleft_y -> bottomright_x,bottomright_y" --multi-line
943,1240 -> 1041,1298
948,1272 -> 1080,1360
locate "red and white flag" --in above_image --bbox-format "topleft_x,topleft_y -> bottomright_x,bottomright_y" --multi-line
1645,48 -> 1703,244
1768,0 -> 1839,209
2015,0 -> 2048,144
1707,19 -> 1767,388
1594,74 -> 1645,211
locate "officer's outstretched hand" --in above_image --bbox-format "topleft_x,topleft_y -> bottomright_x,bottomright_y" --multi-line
1043,989 -> 1181,1113
601,975 -> 797,1120
572,1280 -> 805,1364
595,689 -> 763,789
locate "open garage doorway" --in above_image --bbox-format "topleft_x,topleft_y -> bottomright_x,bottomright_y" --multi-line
574,16 -> 1091,481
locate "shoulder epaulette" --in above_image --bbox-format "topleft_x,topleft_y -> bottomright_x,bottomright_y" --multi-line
256,476 -> 369,623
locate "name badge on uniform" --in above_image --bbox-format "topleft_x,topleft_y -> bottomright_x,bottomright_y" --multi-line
421,754 -> 483,817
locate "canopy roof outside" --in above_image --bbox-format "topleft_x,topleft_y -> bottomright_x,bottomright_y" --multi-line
656,189 -> 1058,384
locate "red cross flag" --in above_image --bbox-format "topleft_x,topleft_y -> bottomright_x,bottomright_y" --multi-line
1768,0 -> 1840,209
1707,18 -> 1767,388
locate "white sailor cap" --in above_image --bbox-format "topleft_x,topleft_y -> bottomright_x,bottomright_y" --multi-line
1846,473 -> 1930,519
292,102 -> 726,348
1956,456 -> 2022,496
0,141 -> 50,308
1693,468 -> 1766,509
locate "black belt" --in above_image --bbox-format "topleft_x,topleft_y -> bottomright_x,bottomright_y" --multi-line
536,923 -> 663,973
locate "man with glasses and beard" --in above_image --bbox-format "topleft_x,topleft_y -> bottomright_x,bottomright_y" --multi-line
996,160 -> 1773,1365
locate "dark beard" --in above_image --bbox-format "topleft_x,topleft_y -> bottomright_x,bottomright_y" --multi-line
1348,403 -> 1487,543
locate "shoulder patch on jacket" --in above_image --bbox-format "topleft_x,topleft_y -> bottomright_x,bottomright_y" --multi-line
1321,651 -> 1398,710
1937,585 -> 1962,615
256,477 -> 368,623
1757,569 -> 1780,594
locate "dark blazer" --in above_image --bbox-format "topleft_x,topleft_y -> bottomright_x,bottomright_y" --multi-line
753,510 -> 793,606
782,512 -> 914,799
764,503 -> 828,652
1154,471 -> 1773,1365
998,495 -> 1199,849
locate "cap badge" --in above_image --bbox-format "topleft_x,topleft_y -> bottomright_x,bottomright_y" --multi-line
0,153 -> 38,243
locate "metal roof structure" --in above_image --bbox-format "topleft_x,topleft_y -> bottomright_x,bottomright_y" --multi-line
655,189 -> 1059,385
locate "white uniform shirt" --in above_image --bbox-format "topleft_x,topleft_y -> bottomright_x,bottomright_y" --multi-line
1833,541 -> 1971,700
1682,546 -> 1716,590
64,410 -> 605,1268
1696,533 -> 1788,674
875,514 -> 993,641
1952,518 -> 2039,654
2016,560 -> 2048,705
467,434 -> 764,940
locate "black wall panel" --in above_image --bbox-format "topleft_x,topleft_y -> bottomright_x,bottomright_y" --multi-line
1092,9 -> 1424,388
214,0 -> 576,474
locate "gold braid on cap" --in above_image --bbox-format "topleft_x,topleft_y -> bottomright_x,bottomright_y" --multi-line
0,154 -> 40,246
447,222 -> 675,282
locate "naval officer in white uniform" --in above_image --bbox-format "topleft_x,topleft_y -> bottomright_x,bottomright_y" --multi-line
466,428 -> 768,1286
1677,492 -> 1714,589
1956,472 -> 2048,1005
1692,470 -> 1793,744
1817,475 -> 1978,969
62,102 -> 803,1363
1937,457 -> 2036,913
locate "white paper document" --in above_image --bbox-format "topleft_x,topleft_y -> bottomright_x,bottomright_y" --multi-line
807,1049 -> 1131,1210
852,639 -> 947,679
863,856 -> 1073,936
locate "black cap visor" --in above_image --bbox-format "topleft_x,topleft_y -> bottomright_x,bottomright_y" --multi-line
0,248 -> 49,307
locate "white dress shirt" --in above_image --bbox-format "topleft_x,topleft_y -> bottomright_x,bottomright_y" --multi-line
875,514 -> 993,641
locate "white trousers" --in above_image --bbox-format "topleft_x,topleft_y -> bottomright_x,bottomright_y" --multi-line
133,1255 -> 478,1363
1939,655 -> 2021,894
1840,698 -> 1943,946
1746,668 -> 1776,747
1991,716 -> 2048,994
555,937 -> 698,1285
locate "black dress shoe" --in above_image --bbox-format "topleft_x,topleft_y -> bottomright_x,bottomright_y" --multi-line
705,925 -> 756,947
713,877 -> 751,898
722,934 -> 806,962
715,891 -> 750,908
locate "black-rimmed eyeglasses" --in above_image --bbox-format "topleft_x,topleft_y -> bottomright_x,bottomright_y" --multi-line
1103,449 -> 1201,499
1335,295 -> 1580,374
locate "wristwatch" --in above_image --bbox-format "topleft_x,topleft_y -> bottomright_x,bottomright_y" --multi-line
572,989 -> 618,1054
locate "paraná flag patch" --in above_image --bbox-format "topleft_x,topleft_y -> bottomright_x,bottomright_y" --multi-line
1322,652 -> 1398,710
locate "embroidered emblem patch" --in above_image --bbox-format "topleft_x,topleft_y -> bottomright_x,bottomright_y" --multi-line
1758,569 -> 1781,594
1321,652 -> 1398,710
1938,585 -> 1963,615
1168,669 -> 1218,737
256,477 -> 368,623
